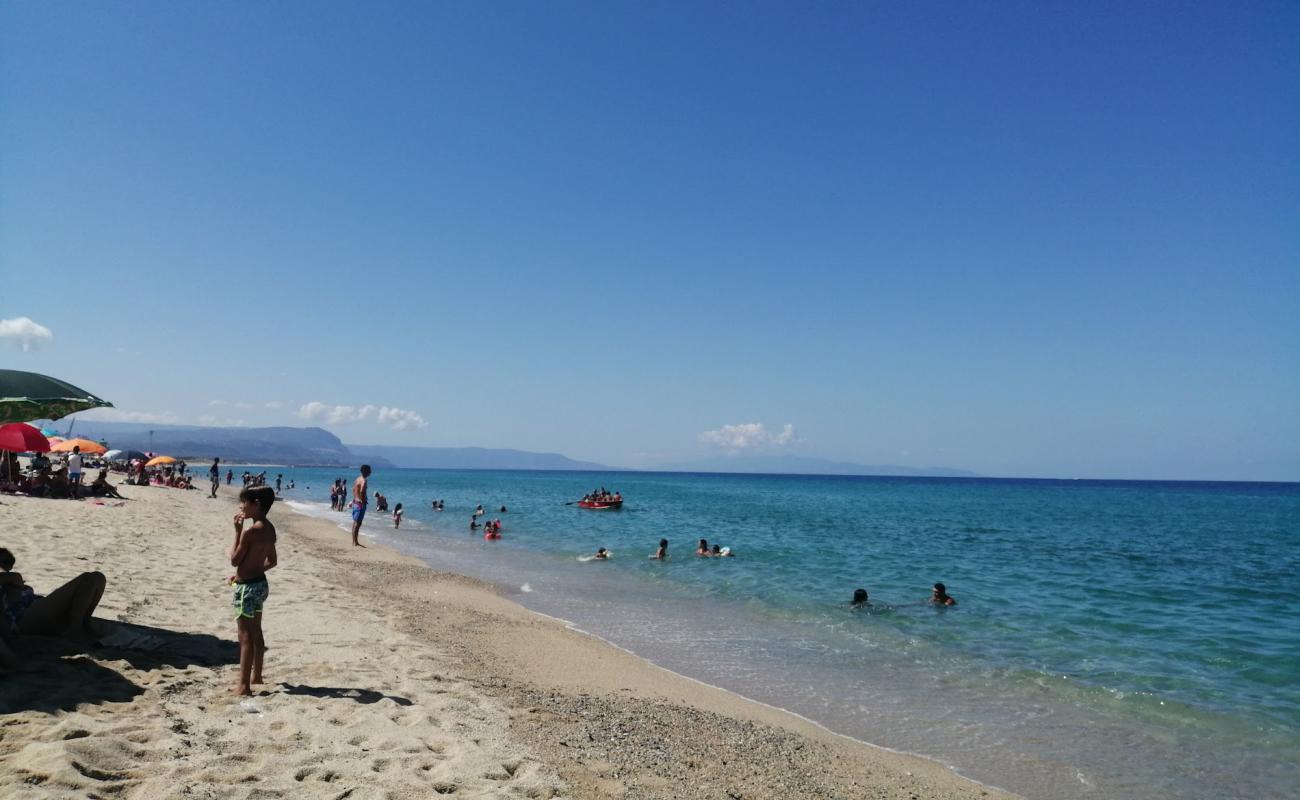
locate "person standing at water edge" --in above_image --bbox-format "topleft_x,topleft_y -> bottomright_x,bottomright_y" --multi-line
350,464 -> 371,547
209,458 -> 220,498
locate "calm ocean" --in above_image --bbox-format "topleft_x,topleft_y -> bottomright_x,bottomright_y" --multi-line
264,468 -> 1299,800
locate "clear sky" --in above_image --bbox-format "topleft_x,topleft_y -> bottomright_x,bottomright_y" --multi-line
2,1 -> 1297,480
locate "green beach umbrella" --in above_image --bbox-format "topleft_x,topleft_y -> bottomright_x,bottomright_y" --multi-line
0,369 -> 113,424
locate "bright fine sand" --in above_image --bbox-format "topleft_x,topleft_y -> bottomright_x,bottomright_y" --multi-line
0,484 -> 1017,799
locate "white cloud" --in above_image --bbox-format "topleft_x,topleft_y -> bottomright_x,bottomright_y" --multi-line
233,401 -> 255,410
0,316 -> 54,351
264,401 -> 284,410
198,415 -> 248,427
209,399 -> 228,406
699,422 -> 797,450
297,401 -> 428,431
79,408 -> 181,425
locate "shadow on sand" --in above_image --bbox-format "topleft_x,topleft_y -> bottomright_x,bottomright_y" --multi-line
0,621 -> 238,714
279,683 -> 414,706
95,620 -> 238,671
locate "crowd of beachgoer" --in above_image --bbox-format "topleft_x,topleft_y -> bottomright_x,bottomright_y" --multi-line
2,447 -> 142,500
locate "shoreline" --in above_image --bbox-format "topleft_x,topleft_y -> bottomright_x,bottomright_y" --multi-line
345,526 -> 1013,795
1,483 -> 1017,798
283,493 -> 1019,799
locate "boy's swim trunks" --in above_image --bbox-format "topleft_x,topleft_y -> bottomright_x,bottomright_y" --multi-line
231,576 -> 269,619
351,501 -> 367,523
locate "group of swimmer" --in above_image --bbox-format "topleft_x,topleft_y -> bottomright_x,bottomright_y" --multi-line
587,537 -> 737,561
850,582 -> 957,608
473,517 -> 504,536
468,503 -> 508,536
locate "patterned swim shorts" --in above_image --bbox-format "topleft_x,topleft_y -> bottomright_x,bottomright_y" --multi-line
231,577 -> 269,619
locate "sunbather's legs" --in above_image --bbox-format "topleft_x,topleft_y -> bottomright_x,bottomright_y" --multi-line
19,571 -> 106,638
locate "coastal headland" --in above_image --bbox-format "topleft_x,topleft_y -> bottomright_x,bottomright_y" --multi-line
0,482 -> 1014,798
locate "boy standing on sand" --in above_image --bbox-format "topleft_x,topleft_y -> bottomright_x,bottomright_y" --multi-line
350,464 -> 371,547
230,485 -> 278,696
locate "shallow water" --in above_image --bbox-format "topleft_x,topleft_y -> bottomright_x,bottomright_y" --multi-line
273,469 -> 1300,799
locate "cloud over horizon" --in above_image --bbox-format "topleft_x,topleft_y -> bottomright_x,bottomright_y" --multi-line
0,316 -> 54,351
297,401 -> 428,431
699,422 -> 797,450
79,408 -> 181,425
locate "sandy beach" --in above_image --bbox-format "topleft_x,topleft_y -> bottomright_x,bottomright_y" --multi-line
0,482 -> 1015,799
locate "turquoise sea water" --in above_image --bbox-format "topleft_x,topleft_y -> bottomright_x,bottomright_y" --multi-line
268,469 -> 1299,799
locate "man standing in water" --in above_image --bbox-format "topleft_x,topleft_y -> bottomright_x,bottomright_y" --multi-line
350,464 -> 371,547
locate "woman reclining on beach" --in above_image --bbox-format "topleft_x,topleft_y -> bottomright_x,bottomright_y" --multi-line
0,547 -> 107,643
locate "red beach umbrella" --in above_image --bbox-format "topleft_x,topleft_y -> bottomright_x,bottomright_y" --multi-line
0,422 -> 51,453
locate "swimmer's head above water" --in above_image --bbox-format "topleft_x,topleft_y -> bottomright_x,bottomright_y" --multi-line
852,588 -> 869,606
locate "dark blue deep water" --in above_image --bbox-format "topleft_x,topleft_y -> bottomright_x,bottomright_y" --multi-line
269,469 -> 1299,799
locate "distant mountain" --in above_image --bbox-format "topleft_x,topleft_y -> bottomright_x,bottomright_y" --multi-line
652,454 -> 979,478
346,444 -> 611,471
57,421 -> 356,466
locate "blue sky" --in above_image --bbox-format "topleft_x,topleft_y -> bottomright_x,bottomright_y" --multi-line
2,1 -> 1297,480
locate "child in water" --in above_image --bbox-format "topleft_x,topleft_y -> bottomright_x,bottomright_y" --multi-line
593,548 -> 609,560
393,503 -> 403,529
650,539 -> 668,559
695,538 -> 711,557
851,588 -> 870,607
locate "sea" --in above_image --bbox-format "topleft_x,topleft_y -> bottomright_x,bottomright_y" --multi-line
259,468 -> 1299,800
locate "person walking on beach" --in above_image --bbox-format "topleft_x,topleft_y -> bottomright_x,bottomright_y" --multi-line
209,458 -> 221,499
350,465 -> 371,547
229,485 -> 278,696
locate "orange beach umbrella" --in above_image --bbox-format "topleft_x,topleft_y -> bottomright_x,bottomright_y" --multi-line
50,438 -> 107,455
145,455 -> 177,466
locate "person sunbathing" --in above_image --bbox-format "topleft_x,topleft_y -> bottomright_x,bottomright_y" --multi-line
90,470 -> 125,499
0,548 -> 106,642
47,471 -> 72,499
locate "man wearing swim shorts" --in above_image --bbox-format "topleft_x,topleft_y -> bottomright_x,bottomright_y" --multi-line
67,446 -> 83,499
350,464 -> 371,547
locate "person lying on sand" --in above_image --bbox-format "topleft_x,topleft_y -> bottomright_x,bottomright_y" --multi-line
0,547 -> 106,642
